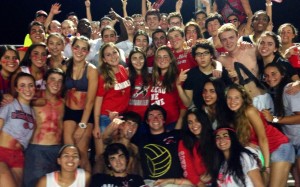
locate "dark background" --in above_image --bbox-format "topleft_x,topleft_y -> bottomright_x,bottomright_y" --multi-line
0,0 -> 299,45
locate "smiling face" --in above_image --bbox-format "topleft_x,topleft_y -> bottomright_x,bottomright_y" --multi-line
168,30 -> 184,52
226,88 -> 243,112
0,50 -> 19,75
264,66 -> 284,88
61,21 -> 76,38
252,13 -> 269,33
187,113 -> 202,136
279,25 -> 296,45
196,13 -> 206,29
71,40 -> 89,62
102,46 -> 120,67
102,29 -> 117,44
46,73 -> 63,95
202,82 -> 217,106
58,146 -> 80,172
118,120 -> 138,139
131,52 -> 145,72
134,35 -> 149,52
153,32 -> 167,49
47,36 -> 64,56
147,110 -> 165,134
16,75 -> 35,104
215,129 -> 231,152
257,35 -> 277,58
146,15 -> 160,31
219,30 -> 238,52
30,25 -> 46,44
155,49 -> 171,71
30,46 -> 47,69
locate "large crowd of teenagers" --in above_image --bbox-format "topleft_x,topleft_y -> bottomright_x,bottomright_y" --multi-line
1,0 -> 300,186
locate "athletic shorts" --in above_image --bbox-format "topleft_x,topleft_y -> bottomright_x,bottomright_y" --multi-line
0,146 -> 24,168
63,106 -> 94,124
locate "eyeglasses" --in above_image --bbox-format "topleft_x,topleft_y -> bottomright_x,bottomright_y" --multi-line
195,51 -> 210,57
228,18 -> 238,23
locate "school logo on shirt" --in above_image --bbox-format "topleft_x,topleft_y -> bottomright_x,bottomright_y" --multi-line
114,80 -> 130,90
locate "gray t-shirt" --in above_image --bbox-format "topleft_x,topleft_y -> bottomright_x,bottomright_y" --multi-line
0,99 -> 35,149
283,83 -> 300,146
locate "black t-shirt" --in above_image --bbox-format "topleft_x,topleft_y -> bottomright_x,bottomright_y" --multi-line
137,130 -> 183,180
90,173 -> 145,187
183,67 -> 232,109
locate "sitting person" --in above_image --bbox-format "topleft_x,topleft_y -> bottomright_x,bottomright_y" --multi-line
212,127 -> 264,186
36,144 -> 91,187
90,143 -> 145,187
93,111 -> 142,175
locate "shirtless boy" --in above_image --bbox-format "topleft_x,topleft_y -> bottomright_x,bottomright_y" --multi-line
23,68 -> 65,187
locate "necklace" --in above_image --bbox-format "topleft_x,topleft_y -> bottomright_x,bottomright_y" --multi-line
16,99 -> 35,130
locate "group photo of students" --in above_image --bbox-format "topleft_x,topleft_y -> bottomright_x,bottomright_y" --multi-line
0,0 -> 300,186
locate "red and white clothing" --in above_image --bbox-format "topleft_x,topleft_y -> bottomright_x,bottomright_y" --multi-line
219,0 -> 247,23
96,65 -> 131,115
178,141 -> 207,185
173,50 -> 197,71
127,75 -> 151,120
150,76 -> 186,125
45,168 -> 86,187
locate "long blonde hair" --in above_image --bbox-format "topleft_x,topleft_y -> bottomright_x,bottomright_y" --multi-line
226,84 -> 253,146
99,42 -> 120,90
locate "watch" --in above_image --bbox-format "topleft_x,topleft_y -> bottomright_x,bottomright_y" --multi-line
272,116 -> 279,123
78,122 -> 87,129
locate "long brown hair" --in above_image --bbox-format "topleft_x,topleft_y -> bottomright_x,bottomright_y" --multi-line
152,45 -> 178,92
225,84 -> 253,146
99,42 -> 120,90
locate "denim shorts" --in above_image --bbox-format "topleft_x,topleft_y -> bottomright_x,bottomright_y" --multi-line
293,144 -> 300,158
99,115 -> 111,132
271,143 -> 295,163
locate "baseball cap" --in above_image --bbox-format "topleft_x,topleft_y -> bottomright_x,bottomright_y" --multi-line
35,10 -> 48,18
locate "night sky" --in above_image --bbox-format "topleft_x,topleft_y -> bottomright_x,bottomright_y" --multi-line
0,0 -> 299,45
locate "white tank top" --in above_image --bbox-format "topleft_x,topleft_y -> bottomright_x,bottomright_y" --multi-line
46,168 -> 86,187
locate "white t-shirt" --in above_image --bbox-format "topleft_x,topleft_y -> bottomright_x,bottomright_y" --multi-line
46,168 -> 85,187
217,153 -> 258,187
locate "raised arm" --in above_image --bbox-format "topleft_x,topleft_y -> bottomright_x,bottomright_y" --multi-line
175,0 -> 183,14
44,3 -> 61,32
121,0 -> 128,18
266,0 -> 273,31
85,0 -> 92,22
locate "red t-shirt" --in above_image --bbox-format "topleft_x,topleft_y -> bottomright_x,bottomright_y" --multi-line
178,140 -> 207,185
150,76 -> 186,125
173,50 -> 197,71
127,75 -> 151,120
96,65 -> 131,115
250,112 -> 289,153
288,44 -> 300,68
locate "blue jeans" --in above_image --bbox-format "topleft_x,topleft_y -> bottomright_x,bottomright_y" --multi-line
99,115 -> 111,132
